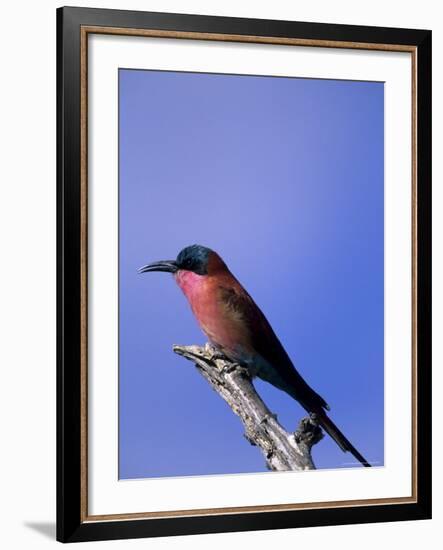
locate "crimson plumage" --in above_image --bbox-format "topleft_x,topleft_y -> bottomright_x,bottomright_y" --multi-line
139,244 -> 371,467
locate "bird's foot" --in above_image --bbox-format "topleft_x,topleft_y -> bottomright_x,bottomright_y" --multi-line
205,343 -> 229,362
220,362 -> 245,375
212,351 -> 230,362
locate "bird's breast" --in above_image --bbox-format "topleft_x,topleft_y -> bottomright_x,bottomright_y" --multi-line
175,269 -> 206,301
174,270 -> 246,354
175,270 -> 215,323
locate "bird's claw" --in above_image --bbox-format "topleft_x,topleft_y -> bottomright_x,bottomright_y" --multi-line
220,362 -> 240,374
205,343 -> 229,362
212,351 -> 229,362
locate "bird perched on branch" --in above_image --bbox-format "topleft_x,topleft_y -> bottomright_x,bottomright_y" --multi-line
139,244 -> 371,467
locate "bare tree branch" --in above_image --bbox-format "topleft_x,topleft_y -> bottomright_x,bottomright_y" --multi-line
173,343 -> 323,471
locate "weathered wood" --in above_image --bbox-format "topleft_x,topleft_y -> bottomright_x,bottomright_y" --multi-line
173,343 -> 323,471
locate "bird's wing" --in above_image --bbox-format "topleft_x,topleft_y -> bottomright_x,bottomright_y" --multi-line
218,285 -> 329,411
218,285 -> 293,367
218,285 -> 371,466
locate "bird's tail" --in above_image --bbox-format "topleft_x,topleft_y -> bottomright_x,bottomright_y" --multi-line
316,411 -> 372,468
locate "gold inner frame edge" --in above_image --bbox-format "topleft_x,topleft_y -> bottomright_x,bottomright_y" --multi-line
79,26 -> 418,523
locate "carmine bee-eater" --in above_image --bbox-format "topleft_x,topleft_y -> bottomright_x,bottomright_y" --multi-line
139,244 -> 371,467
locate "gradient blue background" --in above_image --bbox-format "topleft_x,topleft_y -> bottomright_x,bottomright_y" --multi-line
119,69 -> 384,479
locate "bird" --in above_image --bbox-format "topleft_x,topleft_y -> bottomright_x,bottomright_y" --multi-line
139,244 -> 371,467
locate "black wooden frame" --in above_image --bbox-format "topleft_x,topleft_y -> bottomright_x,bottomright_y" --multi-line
57,6 -> 432,543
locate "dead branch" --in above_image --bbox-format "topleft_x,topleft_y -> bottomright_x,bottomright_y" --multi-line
173,343 -> 323,471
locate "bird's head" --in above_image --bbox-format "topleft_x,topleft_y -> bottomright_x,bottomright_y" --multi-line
138,244 -> 226,277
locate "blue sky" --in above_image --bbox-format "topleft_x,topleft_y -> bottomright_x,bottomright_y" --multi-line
119,68 -> 384,479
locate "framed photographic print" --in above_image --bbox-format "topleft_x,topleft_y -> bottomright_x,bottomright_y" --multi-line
56,6 -> 432,543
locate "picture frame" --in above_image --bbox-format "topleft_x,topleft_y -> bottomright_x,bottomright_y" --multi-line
57,6 -> 432,543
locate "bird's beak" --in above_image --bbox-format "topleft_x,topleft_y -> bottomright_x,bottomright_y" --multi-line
138,260 -> 178,274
